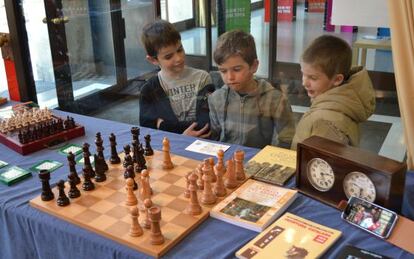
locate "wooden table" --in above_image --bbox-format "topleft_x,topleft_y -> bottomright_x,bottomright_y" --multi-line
352,38 -> 392,67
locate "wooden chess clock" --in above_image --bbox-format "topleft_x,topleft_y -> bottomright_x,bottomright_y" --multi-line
296,136 -> 406,213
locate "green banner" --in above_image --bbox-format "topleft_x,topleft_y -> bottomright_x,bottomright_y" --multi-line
225,0 -> 251,33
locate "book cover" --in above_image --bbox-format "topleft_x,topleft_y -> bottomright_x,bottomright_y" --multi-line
244,145 -> 296,186
210,179 -> 297,232
236,212 -> 342,259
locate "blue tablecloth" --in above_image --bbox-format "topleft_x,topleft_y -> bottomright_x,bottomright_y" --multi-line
0,109 -> 413,259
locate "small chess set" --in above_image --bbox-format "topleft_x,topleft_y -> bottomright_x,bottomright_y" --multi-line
30,128 -> 248,257
0,107 -> 85,155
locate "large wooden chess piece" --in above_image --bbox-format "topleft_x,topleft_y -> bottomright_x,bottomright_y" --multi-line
123,144 -> 133,169
39,169 -> 54,201
208,157 -> 217,183
56,180 -> 70,206
82,143 -> 96,178
234,150 -> 246,181
200,159 -> 217,205
217,149 -> 226,175
125,178 -> 138,206
68,173 -> 81,198
141,198 -> 152,229
132,139 -> 139,164
145,199 -> 165,245
144,134 -> 154,156
185,173 -> 202,215
131,127 -> 140,144
82,167 -> 95,191
95,132 -> 108,171
184,171 -> 192,198
109,133 -> 121,164
196,163 -> 204,190
224,159 -> 238,189
67,151 -> 80,185
213,158 -> 227,197
124,165 -> 138,190
139,169 -> 151,201
135,144 -> 147,173
129,206 -> 143,237
94,154 -> 107,182
162,137 -> 173,169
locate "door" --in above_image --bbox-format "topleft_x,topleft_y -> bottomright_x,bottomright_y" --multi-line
19,0 -> 155,112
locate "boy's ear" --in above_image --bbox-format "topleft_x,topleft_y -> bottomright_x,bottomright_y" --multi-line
146,55 -> 159,66
333,74 -> 345,86
250,59 -> 259,73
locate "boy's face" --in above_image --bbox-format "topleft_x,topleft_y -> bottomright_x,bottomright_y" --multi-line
300,62 -> 344,99
147,41 -> 185,77
218,55 -> 259,94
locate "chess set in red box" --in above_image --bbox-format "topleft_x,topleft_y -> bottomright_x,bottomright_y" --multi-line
0,107 -> 84,155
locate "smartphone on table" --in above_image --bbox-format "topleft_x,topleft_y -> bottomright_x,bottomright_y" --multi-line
341,196 -> 398,239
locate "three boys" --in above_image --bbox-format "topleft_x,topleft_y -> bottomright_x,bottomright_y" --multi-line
140,19 -> 374,150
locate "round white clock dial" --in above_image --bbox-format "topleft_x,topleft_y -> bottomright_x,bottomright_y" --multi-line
343,171 -> 376,202
306,158 -> 335,192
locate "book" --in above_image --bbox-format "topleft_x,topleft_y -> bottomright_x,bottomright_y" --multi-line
336,245 -> 392,259
244,145 -> 296,186
0,166 -> 32,186
210,179 -> 297,232
236,212 -> 342,259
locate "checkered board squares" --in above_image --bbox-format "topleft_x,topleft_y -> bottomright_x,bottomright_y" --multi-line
30,150 -> 229,257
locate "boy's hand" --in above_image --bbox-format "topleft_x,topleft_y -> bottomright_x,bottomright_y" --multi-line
183,122 -> 211,139
156,118 -> 164,129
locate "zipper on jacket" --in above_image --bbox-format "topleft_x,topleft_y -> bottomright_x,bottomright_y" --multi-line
240,96 -> 246,144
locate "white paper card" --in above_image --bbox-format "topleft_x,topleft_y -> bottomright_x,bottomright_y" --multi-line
185,140 -> 230,157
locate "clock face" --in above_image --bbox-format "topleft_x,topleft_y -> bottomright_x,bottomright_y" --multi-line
343,171 -> 376,202
306,158 -> 335,192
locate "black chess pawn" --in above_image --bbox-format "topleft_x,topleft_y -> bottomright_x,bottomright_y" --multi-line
94,154 -> 107,182
56,180 -> 70,206
144,134 -> 154,156
124,165 -> 138,190
109,133 -> 121,164
67,152 -> 81,185
68,174 -> 81,198
82,168 -> 95,191
39,169 -> 54,201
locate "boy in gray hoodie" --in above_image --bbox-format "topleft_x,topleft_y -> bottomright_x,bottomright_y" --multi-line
208,30 -> 295,148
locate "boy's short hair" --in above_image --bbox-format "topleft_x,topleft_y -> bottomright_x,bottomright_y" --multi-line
214,30 -> 257,66
302,35 -> 352,79
141,19 -> 181,58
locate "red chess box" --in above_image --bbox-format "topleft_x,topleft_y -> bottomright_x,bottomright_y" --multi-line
0,116 -> 85,155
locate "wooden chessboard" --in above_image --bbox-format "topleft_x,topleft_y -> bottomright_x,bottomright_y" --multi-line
0,115 -> 85,155
30,150 -> 235,257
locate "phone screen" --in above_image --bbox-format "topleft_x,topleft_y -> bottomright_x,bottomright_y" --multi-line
341,197 -> 398,239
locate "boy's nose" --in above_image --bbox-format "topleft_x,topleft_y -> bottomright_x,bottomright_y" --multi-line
227,71 -> 235,81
